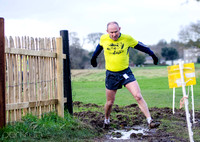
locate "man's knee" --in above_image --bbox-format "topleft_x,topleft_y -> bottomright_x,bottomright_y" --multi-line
107,100 -> 114,107
134,93 -> 143,102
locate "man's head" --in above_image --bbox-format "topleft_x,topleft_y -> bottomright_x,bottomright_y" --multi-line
107,21 -> 121,41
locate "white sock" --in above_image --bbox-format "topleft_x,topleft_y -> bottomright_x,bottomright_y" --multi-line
147,117 -> 152,124
104,118 -> 110,124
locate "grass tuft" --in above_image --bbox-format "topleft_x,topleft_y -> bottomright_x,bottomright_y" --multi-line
0,111 -> 99,142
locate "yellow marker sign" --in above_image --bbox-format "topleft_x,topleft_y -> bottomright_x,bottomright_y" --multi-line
167,63 -> 196,88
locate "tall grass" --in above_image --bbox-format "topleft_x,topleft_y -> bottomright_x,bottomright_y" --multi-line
72,65 -> 200,110
0,112 -> 98,142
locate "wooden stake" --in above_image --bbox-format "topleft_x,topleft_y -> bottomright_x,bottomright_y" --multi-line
60,30 -> 73,115
0,17 -> 6,128
56,37 -> 64,117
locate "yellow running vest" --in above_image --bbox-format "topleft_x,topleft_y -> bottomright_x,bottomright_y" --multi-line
100,34 -> 138,71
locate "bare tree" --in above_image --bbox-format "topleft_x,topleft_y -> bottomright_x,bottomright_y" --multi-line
179,21 -> 200,47
87,32 -> 105,69
87,32 -> 104,49
69,32 -> 81,47
69,32 -> 90,69
184,0 -> 200,3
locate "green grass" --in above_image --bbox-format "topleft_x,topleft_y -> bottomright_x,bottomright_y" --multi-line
159,118 -> 189,140
158,117 -> 200,142
0,112 -> 99,142
1,65 -> 200,141
72,65 -> 200,110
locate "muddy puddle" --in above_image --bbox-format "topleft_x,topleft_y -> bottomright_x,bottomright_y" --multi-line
107,126 -> 148,140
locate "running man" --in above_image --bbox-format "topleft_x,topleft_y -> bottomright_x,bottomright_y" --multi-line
91,21 -> 159,129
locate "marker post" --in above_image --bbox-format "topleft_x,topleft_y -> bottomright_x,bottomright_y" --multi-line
167,61 -> 196,142
179,61 -> 194,142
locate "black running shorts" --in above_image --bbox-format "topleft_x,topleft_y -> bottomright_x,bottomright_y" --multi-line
105,67 -> 136,90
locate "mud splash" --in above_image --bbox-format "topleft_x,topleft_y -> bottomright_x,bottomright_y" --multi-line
108,126 -> 148,140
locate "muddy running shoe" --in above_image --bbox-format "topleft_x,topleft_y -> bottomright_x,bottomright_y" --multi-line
103,123 -> 110,129
149,120 -> 160,129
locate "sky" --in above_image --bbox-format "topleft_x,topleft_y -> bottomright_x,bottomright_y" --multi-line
0,0 -> 200,51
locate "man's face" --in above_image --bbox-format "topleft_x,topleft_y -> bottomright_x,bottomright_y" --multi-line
107,24 -> 121,41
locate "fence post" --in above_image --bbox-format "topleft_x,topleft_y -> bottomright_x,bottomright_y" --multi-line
56,37 -> 64,118
60,30 -> 73,115
0,17 -> 6,128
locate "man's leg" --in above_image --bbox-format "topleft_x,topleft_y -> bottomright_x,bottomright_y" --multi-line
125,80 -> 160,128
125,81 -> 151,119
104,88 -> 117,121
126,81 -> 161,128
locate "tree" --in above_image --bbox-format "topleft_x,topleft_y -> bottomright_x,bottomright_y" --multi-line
149,39 -> 168,59
129,48 -> 138,66
69,32 -> 90,69
179,21 -> 200,48
133,53 -> 146,66
87,32 -> 104,48
87,32 -> 105,69
157,39 -> 168,47
185,0 -> 200,2
161,47 -> 179,65
69,32 -> 81,47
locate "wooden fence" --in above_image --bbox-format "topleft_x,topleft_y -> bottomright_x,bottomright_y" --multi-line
4,36 -> 65,123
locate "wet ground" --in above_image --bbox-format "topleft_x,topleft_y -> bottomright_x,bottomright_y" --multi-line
73,101 -> 200,142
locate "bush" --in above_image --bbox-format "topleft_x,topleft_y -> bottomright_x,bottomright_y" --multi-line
133,53 -> 146,66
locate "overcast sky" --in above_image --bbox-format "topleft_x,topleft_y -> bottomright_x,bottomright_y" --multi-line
1,0 -> 200,50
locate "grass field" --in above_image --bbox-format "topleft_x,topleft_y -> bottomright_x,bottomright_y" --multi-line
1,64 -> 200,141
71,64 -> 200,110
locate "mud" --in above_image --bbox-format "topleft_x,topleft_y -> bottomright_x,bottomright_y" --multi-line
73,101 -> 200,142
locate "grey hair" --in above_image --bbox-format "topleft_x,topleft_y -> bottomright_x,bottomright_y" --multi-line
107,21 -> 119,29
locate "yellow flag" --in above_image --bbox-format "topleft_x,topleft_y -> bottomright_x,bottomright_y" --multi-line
167,63 -> 196,88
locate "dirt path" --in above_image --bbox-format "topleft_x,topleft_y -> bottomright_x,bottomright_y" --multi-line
73,101 -> 200,142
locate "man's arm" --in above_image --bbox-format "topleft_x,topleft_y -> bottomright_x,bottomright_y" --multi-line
134,41 -> 158,65
91,44 -> 103,67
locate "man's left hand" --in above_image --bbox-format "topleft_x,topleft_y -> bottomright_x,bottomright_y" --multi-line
91,58 -> 97,67
151,54 -> 158,65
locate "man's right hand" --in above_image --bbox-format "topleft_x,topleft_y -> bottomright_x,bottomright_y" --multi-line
151,54 -> 158,65
91,58 -> 97,67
